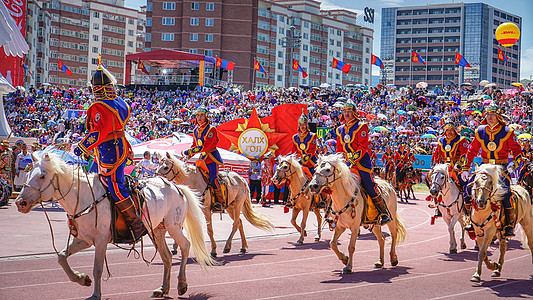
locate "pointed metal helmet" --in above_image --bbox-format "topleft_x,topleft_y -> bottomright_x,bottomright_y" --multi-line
343,99 -> 356,110
195,101 -> 208,115
298,109 -> 309,124
443,117 -> 456,130
484,101 -> 501,114
91,64 -> 117,86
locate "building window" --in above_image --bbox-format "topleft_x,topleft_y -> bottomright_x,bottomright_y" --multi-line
190,18 -> 199,26
189,49 -> 198,54
162,17 -> 175,26
146,17 -> 151,27
91,58 -> 98,65
303,44 -> 308,51
93,11 -> 99,18
190,33 -> 198,41
303,21 -> 309,28
145,33 -> 151,42
205,34 -> 213,42
206,3 -> 214,11
204,49 -> 213,56
163,2 -> 175,10
162,33 -> 174,41
146,2 -> 152,11
191,2 -> 199,10
92,47 -> 98,53
205,18 -> 214,26
128,30 -> 134,36
277,75 -> 282,81
128,41 -> 133,47
93,35 -> 98,41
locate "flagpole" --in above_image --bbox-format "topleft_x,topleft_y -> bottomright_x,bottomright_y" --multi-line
253,57 -> 256,91
409,50 -> 412,87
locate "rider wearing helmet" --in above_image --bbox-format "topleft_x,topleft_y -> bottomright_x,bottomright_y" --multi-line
183,104 -> 225,211
336,99 -> 391,225
292,111 -> 318,174
74,64 -> 147,243
382,145 -> 395,181
430,117 -> 469,217
462,102 -> 523,237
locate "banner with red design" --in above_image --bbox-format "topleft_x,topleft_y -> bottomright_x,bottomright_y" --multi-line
0,0 -> 27,87
217,103 -> 307,157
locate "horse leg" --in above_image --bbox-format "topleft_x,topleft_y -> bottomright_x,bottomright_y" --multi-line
313,208 -> 322,241
88,237 -> 108,300
238,217 -> 247,253
297,208 -> 310,245
329,226 -> 348,268
458,214 -> 467,250
471,230 -> 495,282
344,225 -> 361,274
518,217 -> 533,263
491,235 -> 507,277
372,225 -> 385,268
447,214 -> 459,254
166,225 -> 191,296
223,206 -> 239,253
57,237 -> 92,287
204,207 -> 217,257
151,227 -> 172,298
290,208 -> 304,244
387,218 -> 399,266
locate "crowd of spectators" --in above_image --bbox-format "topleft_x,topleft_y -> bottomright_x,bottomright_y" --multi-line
4,81 -> 532,157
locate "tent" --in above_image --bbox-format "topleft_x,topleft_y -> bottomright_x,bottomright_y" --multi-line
0,72 -> 14,137
132,133 -> 251,179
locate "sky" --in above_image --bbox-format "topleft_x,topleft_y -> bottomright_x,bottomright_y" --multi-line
125,0 -> 532,79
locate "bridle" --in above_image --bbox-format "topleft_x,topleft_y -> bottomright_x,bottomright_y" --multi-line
275,160 -> 297,183
22,166 -> 75,204
313,162 -> 341,190
158,159 -> 180,182
471,170 -> 497,209
428,169 -> 448,196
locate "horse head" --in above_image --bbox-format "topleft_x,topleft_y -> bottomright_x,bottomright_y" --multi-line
471,165 -> 501,210
156,152 -> 183,181
310,154 -> 350,195
428,164 -> 448,197
271,154 -> 299,185
522,162 -> 533,194
15,152 -> 61,213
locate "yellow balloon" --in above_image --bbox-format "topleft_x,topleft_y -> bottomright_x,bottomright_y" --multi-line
495,22 -> 520,47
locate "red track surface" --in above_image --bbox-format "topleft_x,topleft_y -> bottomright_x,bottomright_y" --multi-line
1,194 -> 532,299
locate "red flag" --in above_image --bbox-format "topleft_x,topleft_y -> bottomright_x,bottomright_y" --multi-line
411,51 -> 426,64
58,59 -> 72,76
254,59 -> 266,75
498,48 -> 508,62
454,53 -> 471,67
138,59 -> 149,75
292,59 -> 308,78
332,58 -> 351,73
216,57 -> 235,70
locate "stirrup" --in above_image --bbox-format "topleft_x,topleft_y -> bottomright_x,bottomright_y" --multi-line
380,214 -> 391,225
503,226 -> 515,237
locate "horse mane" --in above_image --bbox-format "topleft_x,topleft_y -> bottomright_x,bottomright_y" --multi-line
318,154 -> 359,199
284,154 -> 304,179
476,164 -> 506,202
433,163 -> 449,174
168,155 -> 193,177
40,153 -> 93,183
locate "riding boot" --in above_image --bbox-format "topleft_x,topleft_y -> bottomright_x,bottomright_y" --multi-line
435,209 -> 442,218
115,197 -> 148,243
503,207 -> 515,237
372,195 -> 391,225
212,187 -> 225,212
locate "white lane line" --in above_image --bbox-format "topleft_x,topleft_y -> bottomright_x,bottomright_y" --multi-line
430,280 -> 528,299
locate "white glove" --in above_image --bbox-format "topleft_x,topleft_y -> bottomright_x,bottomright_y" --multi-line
507,162 -> 515,174
461,171 -> 469,182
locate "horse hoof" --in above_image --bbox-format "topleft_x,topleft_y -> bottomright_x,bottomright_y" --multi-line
450,249 -> 458,254
391,256 -> 399,267
296,240 -> 303,246
210,252 -> 217,258
491,270 -> 501,277
177,281 -> 188,296
314,236 -> 320,242
223,248 -> 230,253
374,260 -> 383,269
240,248 -> 246,253
151,287 -> 168,298
81,274 -> 92,287
470,275 -> 481,282
342,267 -> 352,274
461,244 -> 467,250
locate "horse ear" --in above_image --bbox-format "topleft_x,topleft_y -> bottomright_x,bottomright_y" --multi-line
166,152 -> 171,159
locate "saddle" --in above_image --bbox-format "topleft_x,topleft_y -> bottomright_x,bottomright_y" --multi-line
349,167 -> 380,224
100,175 -> 146,244
195,160 -> 228,210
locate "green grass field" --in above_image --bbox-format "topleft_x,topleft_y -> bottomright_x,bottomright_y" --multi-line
412,183 -> 429,193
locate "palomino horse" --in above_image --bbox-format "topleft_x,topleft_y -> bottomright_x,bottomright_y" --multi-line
157,153 -> 274,257
469,164 -> 533,282
271,155 -> 322,245
396,166 -> 419,202
428,164 -> 467,253
15,153 -> 216,299
309,154 -> 407,274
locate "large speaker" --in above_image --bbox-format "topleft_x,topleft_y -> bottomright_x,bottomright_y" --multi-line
309,122 -> 317,133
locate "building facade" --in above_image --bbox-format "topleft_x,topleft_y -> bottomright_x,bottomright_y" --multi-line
145,0 -> 374,89
380,3 -> 521,89
26,0 -> 146,87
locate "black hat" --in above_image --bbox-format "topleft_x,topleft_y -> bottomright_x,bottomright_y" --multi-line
91,65 -> 117,86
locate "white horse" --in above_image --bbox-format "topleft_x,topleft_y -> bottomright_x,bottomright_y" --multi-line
15,153 -> 216,299
309,154 -> 407,274
428,164 -> 467,253
157,153 -> 274,257
271,155 -> 322,245
469,164 -> 533,282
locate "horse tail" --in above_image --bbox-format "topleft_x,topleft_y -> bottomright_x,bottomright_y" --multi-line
242,193 -> 275,232
395,214 -> 407,243
181,185 -> 218,268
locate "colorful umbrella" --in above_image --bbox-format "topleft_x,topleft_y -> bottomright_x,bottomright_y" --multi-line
416,82 -> 428,89
370,133 -> 381,138
511,82 -> 524,87
421,134 -> 437,139
506,89 -> 519,95
180,108 -> 190,113
376,113 -> 387,120
400,129 -> 415,135
483,99 -> 493,105
518,133 -> 531,139
372,126 -> 389,132
397,110 -> 407,115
